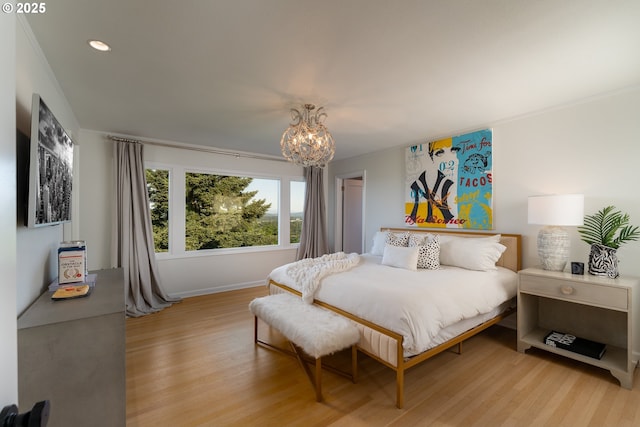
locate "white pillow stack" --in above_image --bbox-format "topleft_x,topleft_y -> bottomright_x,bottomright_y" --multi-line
371,231 -> 505,272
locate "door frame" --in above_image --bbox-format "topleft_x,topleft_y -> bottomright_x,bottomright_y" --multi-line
334,170 -> 366,252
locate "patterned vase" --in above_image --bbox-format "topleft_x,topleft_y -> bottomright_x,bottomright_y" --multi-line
588,244 -> 619,278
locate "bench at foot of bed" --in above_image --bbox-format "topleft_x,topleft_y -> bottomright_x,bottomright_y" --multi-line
249,293 -> 360,402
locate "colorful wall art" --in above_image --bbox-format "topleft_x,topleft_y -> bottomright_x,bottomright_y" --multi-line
405,129 -> 493,229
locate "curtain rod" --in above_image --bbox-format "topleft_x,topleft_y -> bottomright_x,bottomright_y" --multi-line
107,135 -> 287,162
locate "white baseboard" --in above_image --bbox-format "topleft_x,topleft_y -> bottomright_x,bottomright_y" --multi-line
169,280 -> 265,299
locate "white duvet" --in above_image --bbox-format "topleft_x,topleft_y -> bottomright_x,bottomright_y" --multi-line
268,254 -> 517,357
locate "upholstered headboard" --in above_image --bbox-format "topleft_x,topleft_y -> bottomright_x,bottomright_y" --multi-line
381,228 -> 522,273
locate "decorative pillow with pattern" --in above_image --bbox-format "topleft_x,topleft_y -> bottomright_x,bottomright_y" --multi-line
385,231 -> 410,247
408,233 -> 440,269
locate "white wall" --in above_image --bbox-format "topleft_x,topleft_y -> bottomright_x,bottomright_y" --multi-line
329,86 -> 640,356
78,130 -> 302,297
76,130 -> 112,271
15,17 -> 80,315
1,8 -> 18,407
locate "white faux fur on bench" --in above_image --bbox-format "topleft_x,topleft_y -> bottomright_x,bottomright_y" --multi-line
249,293 -> 359,358
249,293 -> 360,401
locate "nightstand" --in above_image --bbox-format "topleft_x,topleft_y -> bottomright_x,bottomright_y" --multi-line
517,267 -> 638,388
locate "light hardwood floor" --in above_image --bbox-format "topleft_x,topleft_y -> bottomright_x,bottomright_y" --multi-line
126,286 -> 640,427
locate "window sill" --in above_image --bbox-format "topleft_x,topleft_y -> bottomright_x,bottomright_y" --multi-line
154,244 -> 300,261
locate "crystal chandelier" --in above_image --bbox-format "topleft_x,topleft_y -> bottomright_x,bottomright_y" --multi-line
280,104 -> 335,168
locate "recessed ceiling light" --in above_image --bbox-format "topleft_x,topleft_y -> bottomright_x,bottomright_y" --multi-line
88,40 -> 111,52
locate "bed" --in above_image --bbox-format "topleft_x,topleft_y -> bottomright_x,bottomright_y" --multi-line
267,228 -> 522,408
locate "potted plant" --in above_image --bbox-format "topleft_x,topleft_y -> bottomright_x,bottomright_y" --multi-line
577,206 -> 640,278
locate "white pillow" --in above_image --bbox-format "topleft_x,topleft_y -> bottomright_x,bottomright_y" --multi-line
370,231 -> 388,256
439,236 -> 506,271
381,244 -> 419,271
437,233 -> 501,244
408,233 -> 440,269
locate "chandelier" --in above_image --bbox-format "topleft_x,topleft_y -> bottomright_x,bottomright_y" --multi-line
280,104 -> 335,168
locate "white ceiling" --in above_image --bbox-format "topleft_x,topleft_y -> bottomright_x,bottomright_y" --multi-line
26,0 -> 640,161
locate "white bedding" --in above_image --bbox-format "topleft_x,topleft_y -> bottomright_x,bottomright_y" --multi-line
268,253 -> 517,357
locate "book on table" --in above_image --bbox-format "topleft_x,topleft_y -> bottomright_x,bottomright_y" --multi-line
544,331 -> 606,359
58,241 -> 88,285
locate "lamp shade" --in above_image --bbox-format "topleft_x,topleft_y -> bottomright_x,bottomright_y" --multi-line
528,194 -> 584,226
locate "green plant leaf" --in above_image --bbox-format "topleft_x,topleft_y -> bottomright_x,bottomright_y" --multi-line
613,225 -> 640,248
578,205 -> 639,250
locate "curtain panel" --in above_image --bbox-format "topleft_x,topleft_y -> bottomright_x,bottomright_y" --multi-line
296,166 -> 329,260
112,140 -> 179,317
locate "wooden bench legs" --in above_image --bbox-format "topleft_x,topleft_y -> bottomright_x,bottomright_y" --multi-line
290,342 -> 323,401
254,316 -> 357,402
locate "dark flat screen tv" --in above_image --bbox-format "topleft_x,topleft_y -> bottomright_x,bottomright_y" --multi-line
27,93 -> 74,227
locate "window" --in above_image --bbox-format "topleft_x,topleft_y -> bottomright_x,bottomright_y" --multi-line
146,168 -> 169,253
290,180 -> 305,243
185,172 -> 279,250
145,163 -> 302,255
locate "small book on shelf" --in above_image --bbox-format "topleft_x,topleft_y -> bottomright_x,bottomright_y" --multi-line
544,331 -> 606,360
51,284 -> 91,301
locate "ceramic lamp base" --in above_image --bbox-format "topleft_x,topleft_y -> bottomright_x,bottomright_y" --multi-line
537,226 -> 570,271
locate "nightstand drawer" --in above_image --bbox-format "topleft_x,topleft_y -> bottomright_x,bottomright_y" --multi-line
519,274 -> 628,310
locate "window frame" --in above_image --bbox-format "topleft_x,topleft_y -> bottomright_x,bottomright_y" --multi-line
145,162 -> 304,259
144,163 -> 173,260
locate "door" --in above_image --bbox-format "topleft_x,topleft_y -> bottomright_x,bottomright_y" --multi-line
342,179 -> 363,253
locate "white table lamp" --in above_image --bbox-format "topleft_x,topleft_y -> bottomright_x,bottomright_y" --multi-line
528,194 -> 584,271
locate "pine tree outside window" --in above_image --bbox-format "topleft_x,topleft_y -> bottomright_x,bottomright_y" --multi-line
146,168 -> 169,253
145,165 -> 303,255
185,172 -> 278,250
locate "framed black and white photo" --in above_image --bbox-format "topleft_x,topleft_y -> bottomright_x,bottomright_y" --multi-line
27,93 -> 74,227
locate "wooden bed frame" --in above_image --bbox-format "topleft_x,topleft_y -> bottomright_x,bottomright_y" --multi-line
268,228 -> 522,409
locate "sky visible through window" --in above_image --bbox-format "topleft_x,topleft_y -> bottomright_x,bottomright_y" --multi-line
247,179 -> 305,214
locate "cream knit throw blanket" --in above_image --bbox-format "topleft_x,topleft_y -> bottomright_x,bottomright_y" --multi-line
286,252 -> 360,303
